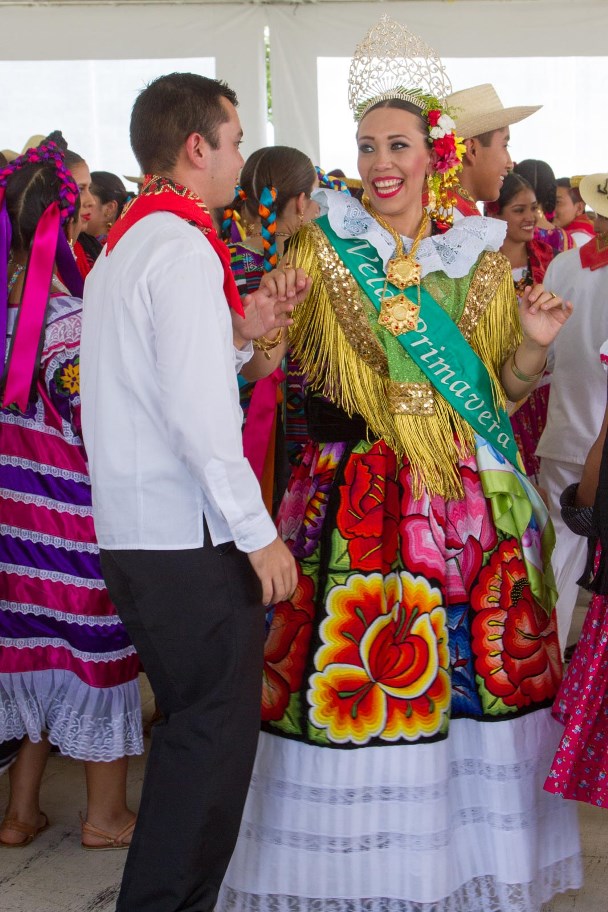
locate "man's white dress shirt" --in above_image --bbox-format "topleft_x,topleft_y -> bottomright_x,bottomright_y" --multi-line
81,212 -> 277,553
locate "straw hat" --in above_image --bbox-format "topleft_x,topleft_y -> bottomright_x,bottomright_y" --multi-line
579,173 -> 608,219
446,84 -> 541,140
124,174 -> 144,186
1,134 -> 47,163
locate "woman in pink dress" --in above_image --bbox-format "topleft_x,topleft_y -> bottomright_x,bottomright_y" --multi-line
545,340 -> 608,805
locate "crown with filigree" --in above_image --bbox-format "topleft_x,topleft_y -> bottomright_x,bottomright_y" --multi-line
348,17 -> 453,122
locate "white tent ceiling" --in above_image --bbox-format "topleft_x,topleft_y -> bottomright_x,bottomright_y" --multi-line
1,1 -> 607,174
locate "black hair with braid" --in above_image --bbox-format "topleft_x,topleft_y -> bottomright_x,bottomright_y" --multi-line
5,132 -> 70,253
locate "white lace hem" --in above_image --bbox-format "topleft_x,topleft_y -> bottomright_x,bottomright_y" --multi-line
0,669 -> 143,761
219,854 -> 582,912
219,715 -> 582,912
313,188 -> 507,279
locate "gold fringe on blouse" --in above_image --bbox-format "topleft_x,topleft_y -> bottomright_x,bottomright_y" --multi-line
288,223 -> 522,500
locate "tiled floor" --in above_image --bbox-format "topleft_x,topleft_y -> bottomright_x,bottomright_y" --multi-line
1,605 -> 606,912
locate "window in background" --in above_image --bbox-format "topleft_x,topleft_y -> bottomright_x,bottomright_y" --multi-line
318,56 -> 608,182
0,57 -> 215,180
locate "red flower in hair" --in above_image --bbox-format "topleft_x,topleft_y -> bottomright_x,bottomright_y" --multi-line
427,109 -> 442,127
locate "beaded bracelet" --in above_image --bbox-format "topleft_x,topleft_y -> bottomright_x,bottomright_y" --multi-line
253,328 -> 283,360
510,349 -> 547,383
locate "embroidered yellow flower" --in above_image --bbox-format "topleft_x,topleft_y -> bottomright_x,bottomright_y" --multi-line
309,570 -> 450,745
60,362 -> 80,395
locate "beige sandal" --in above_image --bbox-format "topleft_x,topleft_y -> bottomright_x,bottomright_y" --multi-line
80,813 -> 135,851
0,812 -> 49,847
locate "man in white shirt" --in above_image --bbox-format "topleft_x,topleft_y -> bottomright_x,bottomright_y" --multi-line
81,73 -> 303,912
537,173 -> 608,652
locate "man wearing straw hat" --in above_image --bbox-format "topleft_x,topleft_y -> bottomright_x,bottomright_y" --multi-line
536,173 -> 608,652
446,83 -> 540,217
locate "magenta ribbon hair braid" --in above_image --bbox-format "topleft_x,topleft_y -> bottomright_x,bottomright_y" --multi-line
0,131 -> 84,411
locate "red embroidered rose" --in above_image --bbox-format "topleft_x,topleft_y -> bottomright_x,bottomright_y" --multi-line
262,572 -> 316,721
336,443 -> 399,573
471,541 -> 562,708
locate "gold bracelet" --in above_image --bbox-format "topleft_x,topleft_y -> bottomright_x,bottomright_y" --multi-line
253,328 -> 283,360
510,349 -> 547,383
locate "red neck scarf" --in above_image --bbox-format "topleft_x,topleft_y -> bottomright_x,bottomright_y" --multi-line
106,174 -> 244,317
453,186 -> 482,218
526,237 -> 554,284
580,233 -> 608,271
566,214 -> 595,240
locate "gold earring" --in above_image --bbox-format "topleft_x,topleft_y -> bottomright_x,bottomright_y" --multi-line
298,210 -> 304,227
426,175 -> 437,211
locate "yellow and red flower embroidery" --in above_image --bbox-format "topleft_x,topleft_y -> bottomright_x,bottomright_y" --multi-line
309,571 -> 450,744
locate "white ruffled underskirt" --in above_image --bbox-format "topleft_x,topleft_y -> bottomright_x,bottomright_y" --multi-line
0,669 -> 143,761
218,711 -> 582,912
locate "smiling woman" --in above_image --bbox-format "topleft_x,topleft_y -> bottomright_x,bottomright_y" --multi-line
216,16 -> 581,912
491,171 -> 557,479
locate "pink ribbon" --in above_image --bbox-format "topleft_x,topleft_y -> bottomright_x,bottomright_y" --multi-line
242,367 -> 285,482
2,201 -> 59,410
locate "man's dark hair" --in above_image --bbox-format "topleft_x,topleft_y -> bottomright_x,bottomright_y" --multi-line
130,73 -> 238,174
556,176 -> 584,206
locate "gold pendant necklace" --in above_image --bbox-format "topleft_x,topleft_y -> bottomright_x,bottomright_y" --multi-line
362,197 -> 429,336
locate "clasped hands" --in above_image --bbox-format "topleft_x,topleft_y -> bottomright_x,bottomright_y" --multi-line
232,265 -> 311,349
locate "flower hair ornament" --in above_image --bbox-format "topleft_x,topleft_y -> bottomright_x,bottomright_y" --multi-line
348,16 -> 465,229
0,131 -> 83,410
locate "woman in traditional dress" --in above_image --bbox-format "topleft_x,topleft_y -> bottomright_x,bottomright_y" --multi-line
217,18 -> 583,912
487,172 -> 555,480
224,146 -> 320,508
0,135 -> 142,849
545,339 -> 608,806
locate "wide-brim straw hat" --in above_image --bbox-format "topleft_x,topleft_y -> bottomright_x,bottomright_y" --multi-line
446,84 -> 541,140
124,174 -> 144,186
579,173 -> 608,219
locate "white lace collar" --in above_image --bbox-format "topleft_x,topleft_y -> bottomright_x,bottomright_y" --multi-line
311,188 -> 506,279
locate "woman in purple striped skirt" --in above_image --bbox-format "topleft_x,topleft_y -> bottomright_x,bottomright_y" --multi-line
0,134 -> 142,849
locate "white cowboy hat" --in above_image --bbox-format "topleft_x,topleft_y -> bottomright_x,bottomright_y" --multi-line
446,84 -> 541,140
579,173 -> 608,219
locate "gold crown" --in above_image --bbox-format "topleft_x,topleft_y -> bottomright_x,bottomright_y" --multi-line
348,16 -> 453,122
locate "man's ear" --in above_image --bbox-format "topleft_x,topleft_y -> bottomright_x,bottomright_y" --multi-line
184,132 -> 209,170
575,200 -> 586,218
462,137 -> 477,165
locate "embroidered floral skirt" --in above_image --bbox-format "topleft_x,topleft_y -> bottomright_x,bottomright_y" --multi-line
218,438 -> 581,912
546,542 -> 608,807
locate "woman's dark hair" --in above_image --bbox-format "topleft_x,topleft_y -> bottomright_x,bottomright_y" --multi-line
64,149 -> 85,170
90,170 -> 130,218
130,72 -> 238,173
358,98 -> 428,137
494,172 -> 536,214
5,144 -> 71,253
513,159 -> 556,214
239,146 -> 316,223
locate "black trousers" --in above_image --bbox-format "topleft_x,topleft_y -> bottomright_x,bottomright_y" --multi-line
101,541 -> 265,912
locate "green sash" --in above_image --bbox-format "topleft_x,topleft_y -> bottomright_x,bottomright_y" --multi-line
317,215 -> 521,469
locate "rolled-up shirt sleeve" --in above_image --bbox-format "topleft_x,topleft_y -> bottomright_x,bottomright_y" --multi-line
150,235 -> 277,553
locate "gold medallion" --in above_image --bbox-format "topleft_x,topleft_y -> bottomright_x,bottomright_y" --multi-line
386,255 -> 421,290
378,294 -> 420,336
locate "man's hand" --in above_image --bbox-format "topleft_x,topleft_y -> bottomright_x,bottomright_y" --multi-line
248,535 -> 298,606
232,266 -> 311,347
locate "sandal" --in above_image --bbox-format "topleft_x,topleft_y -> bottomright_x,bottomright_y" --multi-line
80,813 -> 136,851
0,812 -> 50,847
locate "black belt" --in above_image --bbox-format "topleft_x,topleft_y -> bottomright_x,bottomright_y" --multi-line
305,395 -> 369,443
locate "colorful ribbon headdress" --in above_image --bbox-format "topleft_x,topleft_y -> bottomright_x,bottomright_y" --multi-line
0,131 -> 83,411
